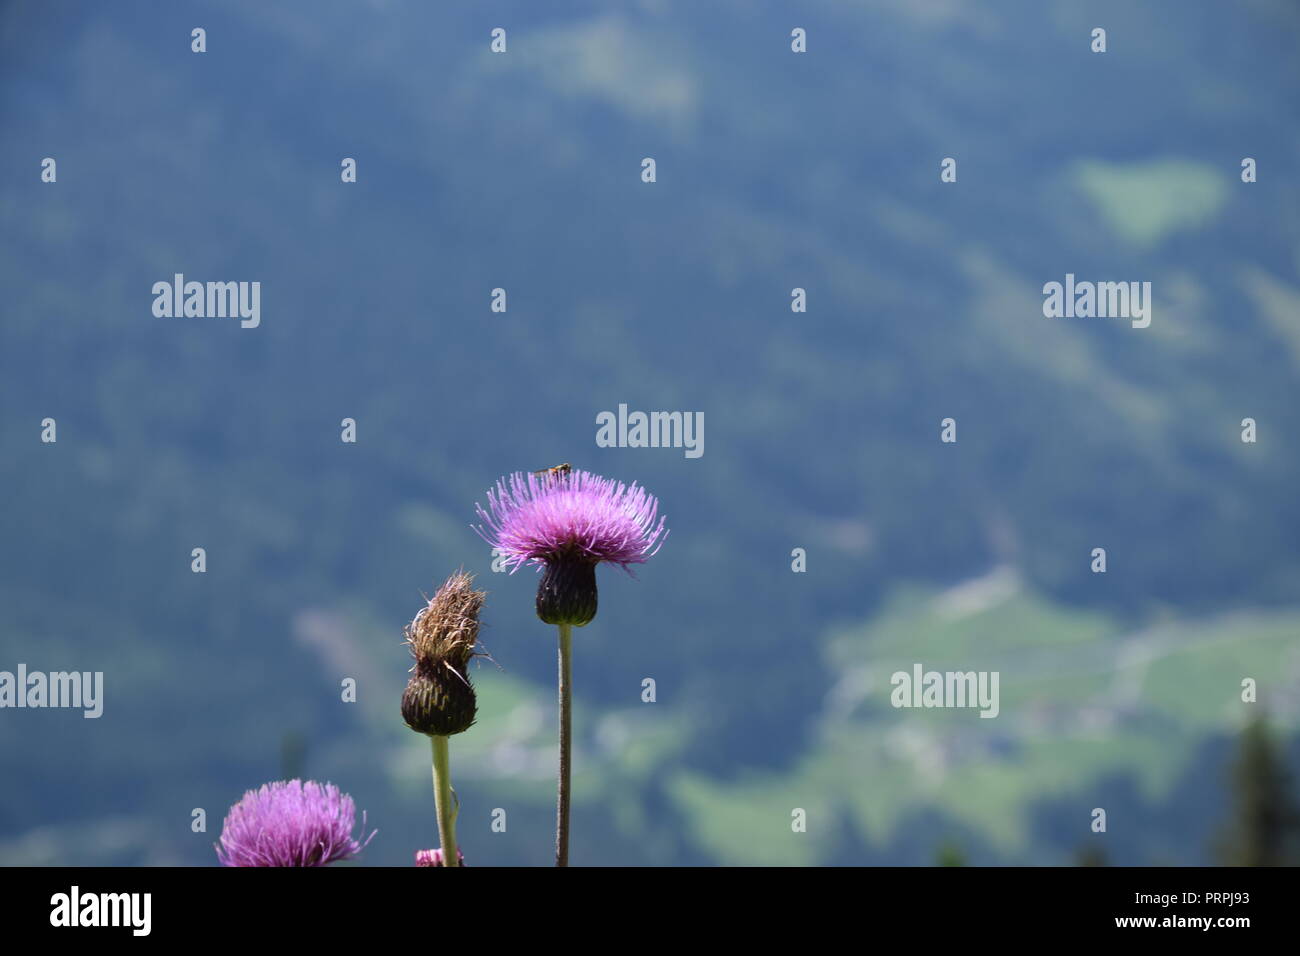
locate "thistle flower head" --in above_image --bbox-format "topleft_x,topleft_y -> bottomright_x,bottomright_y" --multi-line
473,469 -> 667,626
474,469 -> 667,571
401,570 -> 485,737
215,779 -> 375,867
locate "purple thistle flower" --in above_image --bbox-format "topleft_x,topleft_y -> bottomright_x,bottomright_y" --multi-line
474,469 -> 667,571
473,469 -> 667,626
415,847 -> 466,867
215,779 -> 376,867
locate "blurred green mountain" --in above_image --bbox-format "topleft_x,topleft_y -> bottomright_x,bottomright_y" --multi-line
671,577 -> 1300,865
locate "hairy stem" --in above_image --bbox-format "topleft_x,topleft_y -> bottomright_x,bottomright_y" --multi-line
431,734 -> 459,867
556,622 -> 573,866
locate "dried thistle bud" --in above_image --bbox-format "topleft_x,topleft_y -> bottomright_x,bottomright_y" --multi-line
401,570 -> 485,737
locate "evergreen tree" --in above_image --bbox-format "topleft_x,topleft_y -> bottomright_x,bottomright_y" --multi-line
1216,715 -> 1300,866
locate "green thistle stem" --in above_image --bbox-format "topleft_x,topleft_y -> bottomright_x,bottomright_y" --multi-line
556,622 -> 573,866
431,734 -> 459,867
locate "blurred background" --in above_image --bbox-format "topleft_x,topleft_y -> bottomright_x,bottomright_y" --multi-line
1,0 -> 1298,866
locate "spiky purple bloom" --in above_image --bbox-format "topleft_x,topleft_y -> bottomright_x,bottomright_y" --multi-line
474,469 -> 667,571
215,779 -> 375,867
415,847 -> 466,867
473,469 -> 667,626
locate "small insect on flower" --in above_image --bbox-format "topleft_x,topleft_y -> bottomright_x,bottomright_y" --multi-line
532,463 -> 572,481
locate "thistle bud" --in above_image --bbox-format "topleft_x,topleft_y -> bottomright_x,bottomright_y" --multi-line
401,571 -> 485,737
535,554 -> 598,627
